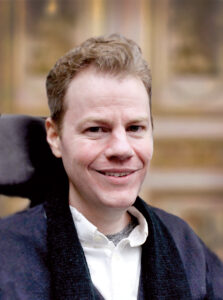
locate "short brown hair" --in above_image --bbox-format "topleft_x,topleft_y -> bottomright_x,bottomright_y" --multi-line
46,33 -> 152,130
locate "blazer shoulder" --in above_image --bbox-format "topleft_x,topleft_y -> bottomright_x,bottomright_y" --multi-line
150,204 -> 223,295
0,204 -> 50,298
0,204 -> 46,247
151,205 -> 195,234
150,205 -> 210,255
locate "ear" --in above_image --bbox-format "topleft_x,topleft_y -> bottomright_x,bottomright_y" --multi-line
45,118 -> 62,158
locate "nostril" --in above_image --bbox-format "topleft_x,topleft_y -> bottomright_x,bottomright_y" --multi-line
107,154 -> 133,162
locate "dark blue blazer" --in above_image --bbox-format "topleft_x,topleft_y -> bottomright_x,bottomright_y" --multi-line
0,198 -> 223,299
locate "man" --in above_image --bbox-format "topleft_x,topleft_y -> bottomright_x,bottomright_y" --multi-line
0,34 -> 223,299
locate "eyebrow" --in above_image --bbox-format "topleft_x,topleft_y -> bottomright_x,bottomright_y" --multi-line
126,117 -> 149,124
78,117 -> 112,127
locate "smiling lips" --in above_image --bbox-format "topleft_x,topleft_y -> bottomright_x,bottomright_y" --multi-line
97,170 -> 136,178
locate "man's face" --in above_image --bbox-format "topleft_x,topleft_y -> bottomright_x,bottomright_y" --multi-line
47,67 -> 153,216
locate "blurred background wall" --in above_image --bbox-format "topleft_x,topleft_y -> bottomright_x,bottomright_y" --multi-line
0,0 -> 223,259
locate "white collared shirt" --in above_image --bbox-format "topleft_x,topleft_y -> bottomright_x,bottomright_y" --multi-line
70,205 -> 148,300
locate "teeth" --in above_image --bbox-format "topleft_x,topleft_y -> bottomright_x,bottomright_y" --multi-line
104,172 -> 130,177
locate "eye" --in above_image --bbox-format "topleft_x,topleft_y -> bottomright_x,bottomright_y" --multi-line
127,125 -> 144,132
87,126 -> 103,133
85,126 -> 109,134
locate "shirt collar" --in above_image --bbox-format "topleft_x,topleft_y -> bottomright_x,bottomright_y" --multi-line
69,205 -> 148,247
127,206 -> 148,246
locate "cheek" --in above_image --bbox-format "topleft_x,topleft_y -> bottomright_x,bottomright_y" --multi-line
135,138 -> 153,164
147,142 -> 154,160
63,140 -> 103,170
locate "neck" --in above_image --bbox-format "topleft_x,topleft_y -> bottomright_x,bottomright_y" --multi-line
69,201 -> 131,235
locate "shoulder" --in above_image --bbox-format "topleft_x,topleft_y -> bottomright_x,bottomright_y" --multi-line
150,205 -> 201,244
0,205 -> 50,297
0,204 -> 47,252
137,198 -> 223,296
0,203 -> 46,230
0,204 -> 48,274
136,198 -> 203,248
143,201 -> 218,261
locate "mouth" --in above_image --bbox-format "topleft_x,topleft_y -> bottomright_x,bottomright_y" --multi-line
96,170 -> 135,178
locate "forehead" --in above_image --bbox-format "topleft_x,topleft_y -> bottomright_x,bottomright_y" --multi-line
64,67 -> 149,112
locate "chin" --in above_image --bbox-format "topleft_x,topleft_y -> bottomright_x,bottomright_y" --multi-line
99,190 -> 138,210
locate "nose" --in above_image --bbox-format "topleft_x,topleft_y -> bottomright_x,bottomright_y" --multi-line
104,129 -> 134,161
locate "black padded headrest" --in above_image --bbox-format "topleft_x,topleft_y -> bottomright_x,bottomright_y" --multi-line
0,114 -> 68,206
